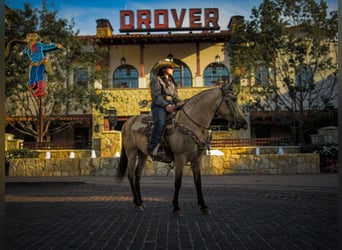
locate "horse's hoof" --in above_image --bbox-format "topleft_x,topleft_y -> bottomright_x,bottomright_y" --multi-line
201,207 -> 211,215
173,209 -> 183,217
135,205 -> 145,212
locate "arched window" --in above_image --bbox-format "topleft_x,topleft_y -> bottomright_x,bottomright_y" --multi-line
255,65 -> 269,86
150,59 -> 192,87
172,59 -> 192,87
113,64 -> 138,88
203,63 -> 229,86
295,64 -> 312,87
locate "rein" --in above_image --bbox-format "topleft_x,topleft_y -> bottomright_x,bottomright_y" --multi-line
180,107 -> 210,130
179,90 -> 226,131
172,89 -> 228,148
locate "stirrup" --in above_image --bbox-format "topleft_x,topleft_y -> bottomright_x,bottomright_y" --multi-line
148,144 -> 173,163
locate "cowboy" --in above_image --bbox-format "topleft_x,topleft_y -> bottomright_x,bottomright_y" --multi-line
22,33 -> 62,97
148,58 -> 184,157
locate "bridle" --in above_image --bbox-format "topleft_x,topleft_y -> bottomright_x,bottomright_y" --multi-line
179,86 -> 237,131
172,86 -> 238,148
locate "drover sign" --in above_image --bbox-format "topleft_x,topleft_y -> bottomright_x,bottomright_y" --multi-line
120,8 -> 220,32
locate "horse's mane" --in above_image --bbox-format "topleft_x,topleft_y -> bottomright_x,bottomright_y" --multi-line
182,87 -> 221,107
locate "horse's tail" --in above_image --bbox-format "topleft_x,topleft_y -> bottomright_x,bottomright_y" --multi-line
116,144 -> 128,181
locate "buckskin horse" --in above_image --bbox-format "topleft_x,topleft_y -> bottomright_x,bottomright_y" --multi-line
117,84 -> 248,215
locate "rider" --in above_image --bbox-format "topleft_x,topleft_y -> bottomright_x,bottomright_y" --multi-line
148,58 -> 184,157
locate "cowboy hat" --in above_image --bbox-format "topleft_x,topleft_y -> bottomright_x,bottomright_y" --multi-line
25,33 -> 42,43
151,58 -> 179,74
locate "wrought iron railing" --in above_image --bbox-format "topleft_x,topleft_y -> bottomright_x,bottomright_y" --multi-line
22,141 -> 92,150
210,137 -> 295,147
22,138 -> 295,150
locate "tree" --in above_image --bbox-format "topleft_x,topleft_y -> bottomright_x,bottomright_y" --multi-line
5,0 -> 110,142
226,0 -> 338,143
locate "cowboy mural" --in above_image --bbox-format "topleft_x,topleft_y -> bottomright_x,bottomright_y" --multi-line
21,33 -> 63,97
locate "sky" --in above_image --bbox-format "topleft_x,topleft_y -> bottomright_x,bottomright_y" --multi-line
5,0 -> 339,35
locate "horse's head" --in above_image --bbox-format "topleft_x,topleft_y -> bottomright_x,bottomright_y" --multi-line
217,84 -> 248,130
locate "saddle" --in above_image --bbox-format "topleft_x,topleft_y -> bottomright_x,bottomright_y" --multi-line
131,113 -> 176,163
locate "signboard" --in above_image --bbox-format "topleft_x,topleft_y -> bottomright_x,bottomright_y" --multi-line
120,8 -> 220,32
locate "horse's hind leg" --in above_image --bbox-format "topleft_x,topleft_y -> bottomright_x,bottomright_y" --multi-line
135,152 -> 148,208
192,159 -> 211,215
126,153 -> 144,210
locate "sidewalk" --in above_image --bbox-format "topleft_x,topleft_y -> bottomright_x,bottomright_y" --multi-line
5,173 -> 338,187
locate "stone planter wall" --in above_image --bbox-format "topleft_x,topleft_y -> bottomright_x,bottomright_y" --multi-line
8,153 -> 320,177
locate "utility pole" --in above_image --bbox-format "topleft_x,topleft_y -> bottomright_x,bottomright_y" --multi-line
38,96 -> 44,145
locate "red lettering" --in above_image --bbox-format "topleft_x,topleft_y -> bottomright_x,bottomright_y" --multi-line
205,8 -> 219,28
171,9 -> 186,28
189,8 -> 202,28
120,10 -> 134,30
119,8 -> 220,32
137,9 -> 151,29
154,9 -> 168,29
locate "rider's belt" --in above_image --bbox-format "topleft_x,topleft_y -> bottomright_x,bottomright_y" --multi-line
30,58 -> 47,66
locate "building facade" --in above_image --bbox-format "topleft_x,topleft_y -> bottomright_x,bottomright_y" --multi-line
5,7 -> 337,157
86,13 -> 251,156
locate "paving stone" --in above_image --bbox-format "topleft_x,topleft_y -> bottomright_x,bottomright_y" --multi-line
5,177 -> 338,249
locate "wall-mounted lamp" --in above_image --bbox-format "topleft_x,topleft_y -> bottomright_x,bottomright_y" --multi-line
167,52 -> 174,62
215,54 -> 221,64
120,56 -> 126,66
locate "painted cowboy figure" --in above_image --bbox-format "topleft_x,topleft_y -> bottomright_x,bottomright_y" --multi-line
148,58 -> 184,157
22,33 -> 62,97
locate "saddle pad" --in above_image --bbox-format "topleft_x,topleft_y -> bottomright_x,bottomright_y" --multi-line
131,114 -> 153,132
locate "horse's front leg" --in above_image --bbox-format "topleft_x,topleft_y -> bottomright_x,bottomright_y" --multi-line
192,159 -> 211,215
172,161 -> 184,216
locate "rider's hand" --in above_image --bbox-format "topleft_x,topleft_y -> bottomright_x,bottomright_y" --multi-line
176,101 -> 184,108
165,104 -> 175,113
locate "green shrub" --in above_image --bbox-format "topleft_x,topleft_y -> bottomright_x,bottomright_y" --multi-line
5,149 -> 39,163
314,143 -> 338,173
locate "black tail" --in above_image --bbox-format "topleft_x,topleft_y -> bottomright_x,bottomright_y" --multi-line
116,144 -> 128,181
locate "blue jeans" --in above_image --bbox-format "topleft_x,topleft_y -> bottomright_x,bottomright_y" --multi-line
29,64 -> 46,86
148,103 -> 168,152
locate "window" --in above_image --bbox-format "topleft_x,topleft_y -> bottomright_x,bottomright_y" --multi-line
113,65 -> 138,88
255,65 -> 269,86
295,64 -> 312,87
172,59 -> 192,87
74,68 -> 88,86
203,63 -> 229,86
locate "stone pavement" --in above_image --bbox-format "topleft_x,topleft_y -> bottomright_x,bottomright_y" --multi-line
5,174 -> 338,249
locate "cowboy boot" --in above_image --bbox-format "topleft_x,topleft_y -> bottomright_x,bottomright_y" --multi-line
32,80 -> 44,97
